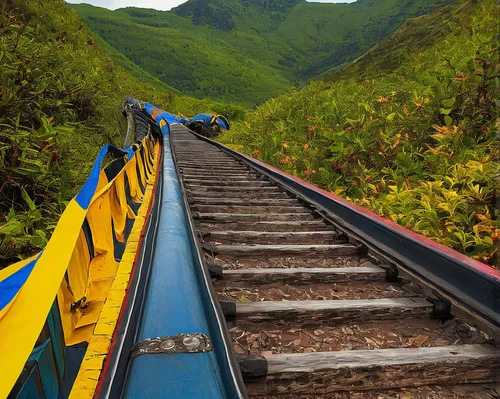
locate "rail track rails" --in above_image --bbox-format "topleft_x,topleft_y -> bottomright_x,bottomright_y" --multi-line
170,124 -> 500,398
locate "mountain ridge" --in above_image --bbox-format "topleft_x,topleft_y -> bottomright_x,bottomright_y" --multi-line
171,0 -> 304,31
72,0 -> 455,105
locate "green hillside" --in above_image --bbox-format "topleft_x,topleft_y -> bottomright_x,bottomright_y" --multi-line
70,4 -> 294,107
71,0 -> 453,106
219,0 -> 500,265
0,0 -> 237,266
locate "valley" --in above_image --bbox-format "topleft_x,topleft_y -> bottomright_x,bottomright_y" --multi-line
71,0 -> 454,106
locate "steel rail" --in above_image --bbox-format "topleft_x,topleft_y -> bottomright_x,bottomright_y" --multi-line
184,129 -> 500,338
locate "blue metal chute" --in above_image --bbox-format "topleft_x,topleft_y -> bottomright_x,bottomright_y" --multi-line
216,116 -> 230,130
95,102 -> 246,399
122,141 -> 233,398
189,113 -> 230,130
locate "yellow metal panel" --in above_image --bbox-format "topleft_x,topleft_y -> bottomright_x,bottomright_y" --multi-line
125,158 -> 144,202
109,174 -> 131,243
0,135 -> 158,398
87,195 -> 115,255
69,142 -> 159,399
0,200 -> 87,399
73,301 -> 104,329
95,171 -> 110,194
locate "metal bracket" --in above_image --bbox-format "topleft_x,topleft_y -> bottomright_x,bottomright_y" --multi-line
220,301 -> 237,329
236,354 -> 268,380
379,264 -> 399,282
334,232 -> 349,243
428,295 -> 453,320
311,208 -> 325,219
356,242 -> 369,255
220,301 -> 236,317
70,296 -> 88,313
130,333 -> 213,359
206,261 -> 223,279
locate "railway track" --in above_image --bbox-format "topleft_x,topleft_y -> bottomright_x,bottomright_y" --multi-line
170,124 -> 500,398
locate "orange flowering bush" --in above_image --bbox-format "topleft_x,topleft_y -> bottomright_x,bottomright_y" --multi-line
220,0 -> 500,266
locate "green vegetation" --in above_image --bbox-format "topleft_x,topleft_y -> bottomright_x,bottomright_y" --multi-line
71,0 -> 453,106
2,0 -> 497,269
220,0 -> 500,265
70,3 -> 293,107
0,0 -> 230,266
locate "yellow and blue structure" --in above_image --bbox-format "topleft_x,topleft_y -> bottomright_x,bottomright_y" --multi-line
0,100 -> 241,399
0,122 -> 159,398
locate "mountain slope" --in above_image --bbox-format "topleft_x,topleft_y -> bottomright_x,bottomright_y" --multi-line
277,0 -> 454,77
72,4 -> 293,106
0,0 -> 237,265
219,0 -> 500,265
71,0 -> 454,105
172,0 -> 303,31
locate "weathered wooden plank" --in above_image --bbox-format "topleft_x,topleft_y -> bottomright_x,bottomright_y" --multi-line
180,169 -> 252,174
176,157 -> 231,161
188,185 -> 281,192
246,344 -> 500,395
185,180 -> 272,187
175,148 -> 221,150
174,152 -> 227,155
202,230 -> 338,244
237,297 -> 430,313
179,165 -> 247,169
174,149 -> 223,151
205,244 -> 357,257
178,165 -> 244,170
177,162 -> 244,168
199,220 -> 335,232
194,205 -> 306,214
181,167 -> 248,173
181,174 -> 258,180
266,344 -> 498,372
191,198 -> 298,206
234,298 -> 432,328
223,266 -> 386,284
197,212 -> 314,223
176,158 -> 239,162
179,164 -> 245,168
180,167 -> 250,173
189,191 -> 290,199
